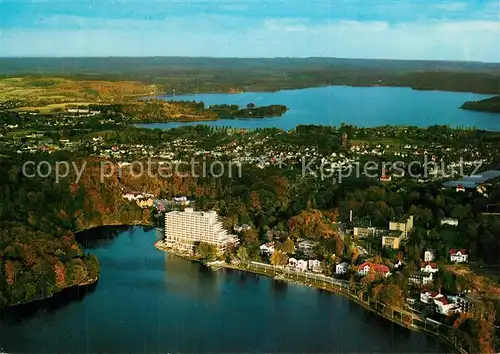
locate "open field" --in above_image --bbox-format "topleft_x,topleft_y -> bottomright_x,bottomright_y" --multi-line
0,76 -> 154,111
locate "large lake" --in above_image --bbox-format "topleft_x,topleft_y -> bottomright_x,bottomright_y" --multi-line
137,86 -> 500,131
0,227 -> 451,353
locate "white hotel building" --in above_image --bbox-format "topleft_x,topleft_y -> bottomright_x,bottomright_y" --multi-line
164,208 -> 239,252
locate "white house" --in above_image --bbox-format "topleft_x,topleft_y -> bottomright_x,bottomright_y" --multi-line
335,262 -> 348,275
260,242 -> 275,255
433,294 -> 460,315
420,290 -> 460,315
441,218 -> 459,227
450,249 -> 468,263
234,224 -> 252,233
420,262 -> 439,273
298,240 -> 317,255
296,260 -> 308,272
358,262 -> 390,277
408,272 -> 433,285
173,196 -> 190,206
424,250 -> 435,262
308,260 -> 322,273
420,290 -> 439,304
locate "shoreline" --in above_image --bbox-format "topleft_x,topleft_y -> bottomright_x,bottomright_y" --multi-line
154,240 -> 467,354
5,276 -> 99,309
2,222 -> 153,309
150,83 -> 498,97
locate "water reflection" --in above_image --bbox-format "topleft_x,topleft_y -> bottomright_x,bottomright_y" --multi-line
162,252 -> 223,302
270,278 -> 288,293
0,281 -> 97,325
76,226 -> 129,249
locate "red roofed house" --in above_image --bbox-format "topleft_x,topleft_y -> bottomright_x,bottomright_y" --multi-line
420,290 -> 439,304
420,290 -> 459,315
450,249 -> 468,263
358,262 -> 390,277
420,262 -> 439,273
433,294 -> 460,315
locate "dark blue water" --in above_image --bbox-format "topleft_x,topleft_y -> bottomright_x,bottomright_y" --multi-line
0,227 -> 451,353
137,86 -> 499,131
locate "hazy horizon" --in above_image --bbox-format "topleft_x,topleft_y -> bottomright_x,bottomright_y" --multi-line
1,0 -> 499,62
0,56 -> 498,65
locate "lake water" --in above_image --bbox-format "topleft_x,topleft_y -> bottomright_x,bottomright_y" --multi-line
137,86 -> 500,131
0,226 -> 451,353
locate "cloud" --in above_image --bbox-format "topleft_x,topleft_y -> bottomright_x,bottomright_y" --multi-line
432,2 -> 468,12
1,14 -> 499,62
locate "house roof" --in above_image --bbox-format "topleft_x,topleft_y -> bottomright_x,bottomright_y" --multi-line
420,290 -> 439,297
434,295 -> 449,305
359,262 -> 390,274
409,271 -> 432,278
420,262 -> 438,269
450,248 -> 468,255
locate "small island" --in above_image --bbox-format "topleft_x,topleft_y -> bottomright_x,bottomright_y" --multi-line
461,95 -> 500,113
209,103 -> 288,118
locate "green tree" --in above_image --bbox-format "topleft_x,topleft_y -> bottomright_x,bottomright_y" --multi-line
196,242 -> 217,261
236,246 -> 249,263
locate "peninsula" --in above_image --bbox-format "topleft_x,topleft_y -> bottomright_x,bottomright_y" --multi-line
461,95 -> 500,113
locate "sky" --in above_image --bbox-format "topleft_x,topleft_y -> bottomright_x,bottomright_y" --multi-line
0,0 -> 499,62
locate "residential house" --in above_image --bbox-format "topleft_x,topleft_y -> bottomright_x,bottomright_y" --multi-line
420,262 -> 439,273
477,184 -> 488,196
358,262 -> 390,277
424,250 -> 435,262
450,249 -> 468,263
173,196 -> 190,206
296,260 -> 308,272
420,290 -> 440,304
260,242 -> 275,256
288,258 -> 298,267
441,218 -> 459,227
308,260 -> 322,273
298,240 -> 317,255
234,224 -> 252,233
336,262 -> 348,275
408,271 -> 434,286
433,294 -> 460,315
420,290 -> 460,315
380,174 -> 392,182
394,260 -> 403,270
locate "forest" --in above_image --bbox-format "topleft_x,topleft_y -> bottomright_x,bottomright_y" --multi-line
1,57 -> 499,94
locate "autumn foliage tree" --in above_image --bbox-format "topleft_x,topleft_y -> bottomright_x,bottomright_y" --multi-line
271,250 -> 289,268
453,300 -> 496,353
